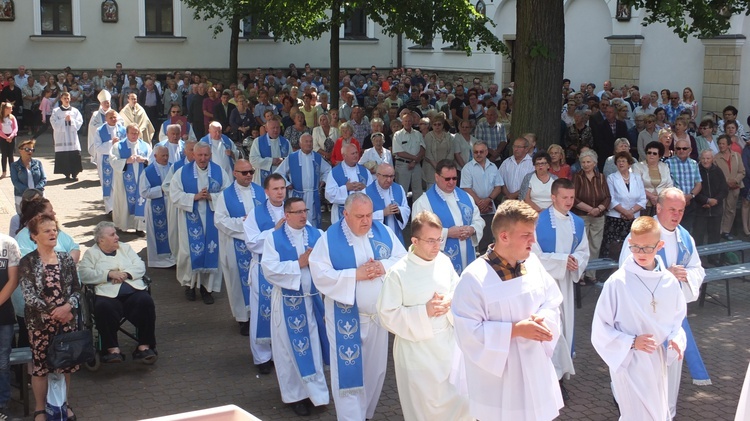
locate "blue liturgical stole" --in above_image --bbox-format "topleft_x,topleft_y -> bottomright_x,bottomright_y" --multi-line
366,182 -> 405,245
258,135 -> 290,184
144,164 -> 170,255
326,220 -> 392,395
253,200 -> 278,344
273,225 -> 330,378
180,161 -> 224,272
288,151 -> 323,228
224,182 -> 265,306
425,185 -> 475,274
118,140 -> 149,218
331,163 -> 370,220
97,123 -> 126,197
535,207 -> 585,254
201,134 -> 236,171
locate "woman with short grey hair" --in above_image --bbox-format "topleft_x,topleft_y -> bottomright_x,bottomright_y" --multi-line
603,138 -> 631,177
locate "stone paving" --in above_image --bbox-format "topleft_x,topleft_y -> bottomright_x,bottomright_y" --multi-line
0,131 -> 748,420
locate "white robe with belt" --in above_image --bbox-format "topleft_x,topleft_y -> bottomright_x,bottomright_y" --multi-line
138,162 -> 175,268
168,164 -> 231,291
451,253 -> 564,421
531,207 -> 590,380
262,225 -> 330,406
377,251 -> 471,421
110,139 -> 151,231
309,221 -> 406,421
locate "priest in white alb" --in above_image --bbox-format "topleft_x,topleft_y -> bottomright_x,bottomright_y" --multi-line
412,159 -> 484,274
89,109 -> 126,214
593,216 -> 686,421
201,121 -> 238,177
377,211 -> 471,421
261,197 -> 329,417
110,124 -> 151,234
324,142 -> 373,224
138,145 -> 175,268
309,193 -> 406,421
87,89 -> 123,136
531,178 -> 589,397
214,159 -> 265,336
367,163 -> 409,245
249,116 -> 290,186
162,140 -> 195,254
168,142 -> 231,304
151,123 -> 185,166
452,200 -> 564,421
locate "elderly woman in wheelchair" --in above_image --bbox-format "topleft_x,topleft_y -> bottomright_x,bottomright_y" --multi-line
79,221 -> 157,364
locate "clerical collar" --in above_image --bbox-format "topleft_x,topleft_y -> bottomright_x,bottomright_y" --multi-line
284,223 -> 308,249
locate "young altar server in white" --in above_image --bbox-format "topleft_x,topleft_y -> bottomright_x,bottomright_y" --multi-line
110,123 -> 151,233
261,197 -> 329,417
377,211 -> 471,421
531,178 -> 589,394
452,200 -> 564,421
138,145 -> 175,267
309,192 -> 407,421
592,216 -> 686,421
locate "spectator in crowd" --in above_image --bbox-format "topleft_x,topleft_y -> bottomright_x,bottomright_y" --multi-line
474,104 -> 507,165
718,105 -> 746,140
573,149 -> 610,283
593,103 -> 629,172
453,120 -> 478,173
21,76 -> 42,136
0,102 -> 18,179
654,107 -> 669,131
695,119 -> 718,155
392,111 -> 426,201
10,139 -> 45,213
0,78 -> 22,124
548,144 -> 571,180
659,128 -> 675,160
312,113 -> 338,164
564,110 -> 593,165
694,149 -> 728,247
361,117 -> 390,150
460,141 -> 503,254
188,83 -> 208,138
229,95 -> 254,143
20,214 -> 80,421
520,152 -> 558,212
682,87 -> 699,122
212,90 -> 236,137
637,114 -> 660,159
601,151 -> 646,258
329,122 -> 360,167
359,132 -> 392,172
724,120 -> 743,155
672,116 -> 699,160
0,226 -> 20,420
666,139 -> 702,231
714,135 -> 744,240
79,221 -> 157,364
742,140 -> 750,237
284,111 -> 311,151
603,138 -> 631,177
632,141 -> 673,217
422,113 -> 455,191
627,112 -> 646,155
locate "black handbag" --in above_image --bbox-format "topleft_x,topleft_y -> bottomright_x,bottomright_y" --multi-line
46,309 -> 96,370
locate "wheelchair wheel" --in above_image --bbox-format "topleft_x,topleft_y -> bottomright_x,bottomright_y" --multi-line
84,353 -> 101,372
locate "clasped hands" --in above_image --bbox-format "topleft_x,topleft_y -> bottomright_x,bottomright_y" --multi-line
355,258 -> 386,281
512,314 -> 553,342
426,292 -> 451,317
447,226 -> 474,241
108,270 -> 130,284
633,334 -> 683,360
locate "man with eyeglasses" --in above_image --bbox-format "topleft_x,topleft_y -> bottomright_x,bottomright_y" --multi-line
214,159 -> 265,336
138,145 -> 176,268
532,178 -> 590,401
498,137 -> 534,200
619,187 -> 707,419
666,139 -> 702,231
275,133 -> 331,228
460,141 -> 503,254
366,163 -> 410,245
243,173 -> 288,374
325,142 -> 373,224
159,105 -> 197,143
413,159 -> 484,274
260,197 -> 329,416
665,92 -> 685,125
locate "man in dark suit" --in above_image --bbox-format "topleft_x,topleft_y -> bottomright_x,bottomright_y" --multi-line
589,95 -> 609,129
212,89 -> 237,137
593,103 -> 628,172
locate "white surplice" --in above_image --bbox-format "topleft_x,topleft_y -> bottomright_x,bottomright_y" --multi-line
591,256 -> 687,421
243,201 -> 285,365
377,251 -> 471,421
110,139 -> 151,231
214,182 -> 261,323
309,221 -> 407,421
87,107 -> 123,166
531,207 -> 590,380
451,253 -> 564,421
204,135 -> 239,178
88,121 -> 122,213
138,162 -> 175,267
249,136 -> 284,185
411,187 -> 485,272
168,164 -> 232,291
162,158 -> 191,254
324,164 -> 374,224
262,225 -> 330,406
274,150 -> 332,226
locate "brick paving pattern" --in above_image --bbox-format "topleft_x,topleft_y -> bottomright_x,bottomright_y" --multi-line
0,132 -> 747,420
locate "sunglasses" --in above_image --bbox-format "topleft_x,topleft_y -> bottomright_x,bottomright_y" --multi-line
235,170 -> 255,176
439,176 -> 458,181
23,147 -> 35,152
675,147 -> 690,151
646,151 -> 660,155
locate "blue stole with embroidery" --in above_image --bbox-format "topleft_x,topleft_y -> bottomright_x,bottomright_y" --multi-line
366,182 -> 405,245
201,134 -> 236,171
258,135 -> 290,184
331,163 -> 370,220
181,161 -> 223,272
118,140 -> 149,218
657,224 -> 711,385
97,123 -> 125,197
224,182 -> 265,307
326,221 -> 393,395
289,151 -> 323,228
426,185 -> 475,274
536,207 -> 585,254
273,225 -> 329,380
253,199 -> 277,344
144,164 -> 170,254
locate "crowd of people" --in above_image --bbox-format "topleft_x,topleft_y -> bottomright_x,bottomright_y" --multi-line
0,62 -> 743,420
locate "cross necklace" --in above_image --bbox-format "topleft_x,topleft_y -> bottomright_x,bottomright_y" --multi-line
634,274 -> 661,313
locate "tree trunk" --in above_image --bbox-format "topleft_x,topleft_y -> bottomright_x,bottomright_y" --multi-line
330,3 -> 341,110
513,0 -> 565,150
229,13 -> 240,86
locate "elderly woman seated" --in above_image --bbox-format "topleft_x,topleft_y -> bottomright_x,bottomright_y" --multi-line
78,221 -> 157,364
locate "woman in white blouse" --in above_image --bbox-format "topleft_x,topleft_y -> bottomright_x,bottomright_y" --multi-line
631,141 -> 673,216
601,150 -> 646,258
311,113 -> 339,164
359,132 -> 392,174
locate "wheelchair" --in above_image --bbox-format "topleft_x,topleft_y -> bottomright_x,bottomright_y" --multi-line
80,275 -> 152,371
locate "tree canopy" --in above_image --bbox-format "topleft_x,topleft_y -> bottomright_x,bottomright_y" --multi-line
624,0 -> 750,40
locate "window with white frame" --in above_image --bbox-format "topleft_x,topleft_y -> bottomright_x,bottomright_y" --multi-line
241,16 -> 270,39
33,0 -> 81,36
344,7 -> 368,39
138,0 -> 182,37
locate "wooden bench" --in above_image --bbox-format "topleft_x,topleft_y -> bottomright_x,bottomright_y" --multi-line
9,347 -> 31,416
699,263 -> 750,316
